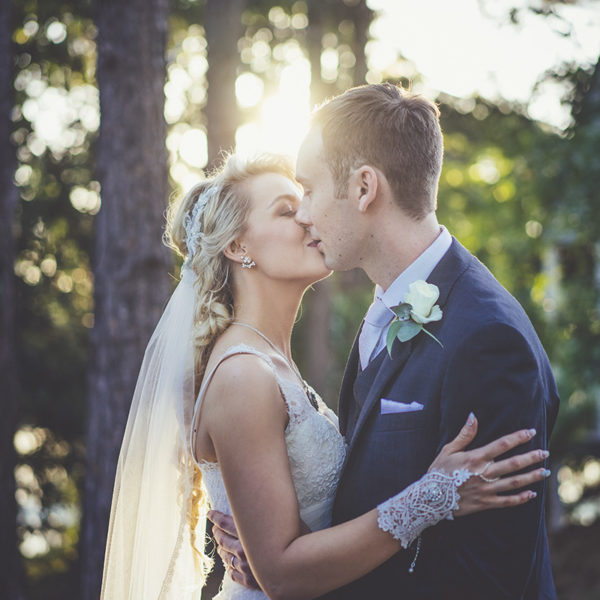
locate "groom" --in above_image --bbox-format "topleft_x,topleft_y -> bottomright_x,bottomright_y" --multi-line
213,83 -> 559,599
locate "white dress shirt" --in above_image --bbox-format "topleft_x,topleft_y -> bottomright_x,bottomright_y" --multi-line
359,226 -> 452,369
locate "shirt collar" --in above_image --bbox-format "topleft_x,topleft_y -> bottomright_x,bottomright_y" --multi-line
375,225 -> 452,309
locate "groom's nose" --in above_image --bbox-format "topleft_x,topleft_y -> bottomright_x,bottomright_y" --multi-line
295,197 -> 312,228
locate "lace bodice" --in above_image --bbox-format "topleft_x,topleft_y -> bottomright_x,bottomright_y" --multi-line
191,345 -> 347,600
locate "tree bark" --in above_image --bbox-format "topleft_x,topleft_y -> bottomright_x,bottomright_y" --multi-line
81,0 -> 172,597
204,0 -> 245,169
303,1 -> 336,401
0,1 -> 27,598
350,0 -> 370,84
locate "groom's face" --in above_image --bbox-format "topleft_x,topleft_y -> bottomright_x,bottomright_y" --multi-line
295,127 -> 362,271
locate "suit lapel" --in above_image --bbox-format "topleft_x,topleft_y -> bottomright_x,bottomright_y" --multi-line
338,329 -> 361,437
427,237 -> 472,308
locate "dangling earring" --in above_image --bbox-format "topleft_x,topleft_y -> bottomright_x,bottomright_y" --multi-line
241,254 -> 256,269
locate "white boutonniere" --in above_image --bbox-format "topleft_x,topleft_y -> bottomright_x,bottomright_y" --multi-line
386,280 -> 443,355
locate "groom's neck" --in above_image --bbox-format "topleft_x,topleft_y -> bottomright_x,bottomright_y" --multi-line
363,212 -> 441,290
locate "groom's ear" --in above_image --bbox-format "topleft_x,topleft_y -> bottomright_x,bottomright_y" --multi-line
350,165 -> 378,213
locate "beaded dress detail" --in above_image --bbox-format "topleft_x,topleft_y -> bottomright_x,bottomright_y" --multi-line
191,345 -> 347,600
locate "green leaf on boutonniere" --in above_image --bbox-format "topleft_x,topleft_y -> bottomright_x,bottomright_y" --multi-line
396,320 -> 422,342
386,319 -> 422,356
386,320 -> 402,355
386,319 -> 443,356
391,303 -> 412,321
387,308 -> 444,356
420,326 -> 444,347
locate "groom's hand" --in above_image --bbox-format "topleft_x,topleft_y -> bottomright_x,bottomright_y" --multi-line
208,510 -> 261,590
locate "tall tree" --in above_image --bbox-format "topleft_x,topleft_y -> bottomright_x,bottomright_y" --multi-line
0,1 -> 27,598
81,0 -> 172,597
205,0 -> 245,168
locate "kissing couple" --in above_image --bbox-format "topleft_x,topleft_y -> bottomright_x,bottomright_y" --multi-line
101,83 -> 559,600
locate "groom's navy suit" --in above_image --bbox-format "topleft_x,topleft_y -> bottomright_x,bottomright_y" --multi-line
326,239 -> 559,600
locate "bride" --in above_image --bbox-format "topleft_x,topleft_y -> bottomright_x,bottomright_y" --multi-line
101,153 -> 549,600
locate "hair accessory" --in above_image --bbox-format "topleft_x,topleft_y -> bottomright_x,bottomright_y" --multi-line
241,255 -> 256,269
183,185 -> 219,258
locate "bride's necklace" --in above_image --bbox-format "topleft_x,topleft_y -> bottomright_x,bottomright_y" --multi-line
231,321 -> 319,411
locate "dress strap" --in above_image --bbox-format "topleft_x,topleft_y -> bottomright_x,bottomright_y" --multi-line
189,344 -> 287,467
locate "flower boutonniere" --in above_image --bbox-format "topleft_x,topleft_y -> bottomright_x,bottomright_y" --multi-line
386,280 -> 443,355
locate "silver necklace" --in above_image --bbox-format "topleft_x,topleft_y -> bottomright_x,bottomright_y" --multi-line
231,321 -> 319,411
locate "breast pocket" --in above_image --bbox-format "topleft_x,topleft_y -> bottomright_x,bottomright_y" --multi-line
375,408 -> 427,432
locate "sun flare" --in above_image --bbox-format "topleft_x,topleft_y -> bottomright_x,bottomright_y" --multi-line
235,57 -> 311,160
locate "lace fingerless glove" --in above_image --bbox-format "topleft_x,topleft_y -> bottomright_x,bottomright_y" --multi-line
377,469 -> 473,549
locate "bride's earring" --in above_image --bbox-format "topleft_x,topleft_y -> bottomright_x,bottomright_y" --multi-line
241,254 -> 256,269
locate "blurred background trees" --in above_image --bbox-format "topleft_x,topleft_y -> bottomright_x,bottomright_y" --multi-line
3,0 -> 600,598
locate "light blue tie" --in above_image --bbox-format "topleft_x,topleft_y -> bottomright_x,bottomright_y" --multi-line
358,297 -> 395,369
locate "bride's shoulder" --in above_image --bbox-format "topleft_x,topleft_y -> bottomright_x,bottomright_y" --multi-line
202,350 -> 287,427
207,349 -> 273,386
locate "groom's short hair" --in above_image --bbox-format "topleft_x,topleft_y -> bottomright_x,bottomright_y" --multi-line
311,83 -> 443,220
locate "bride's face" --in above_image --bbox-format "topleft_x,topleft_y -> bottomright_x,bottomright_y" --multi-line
239,172 -> 332,285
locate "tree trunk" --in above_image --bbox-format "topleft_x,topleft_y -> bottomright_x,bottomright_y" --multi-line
350,0 -> 370,84
81,1 -> 172,597
306,0 -> 336,106
302,1 -> 336,402
0,2 -> 27,599
204,0 -> 245,169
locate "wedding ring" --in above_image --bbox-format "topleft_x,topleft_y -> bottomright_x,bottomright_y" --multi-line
475,460 -> 500,483
231,555 -> 237,571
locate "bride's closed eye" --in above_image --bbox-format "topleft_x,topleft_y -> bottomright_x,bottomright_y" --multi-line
281,203 -> 297,217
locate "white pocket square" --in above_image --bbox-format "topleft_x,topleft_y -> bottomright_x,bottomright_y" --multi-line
380,399 -> 424,414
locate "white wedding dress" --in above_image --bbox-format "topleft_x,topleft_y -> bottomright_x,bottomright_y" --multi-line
192,344 -> 347,600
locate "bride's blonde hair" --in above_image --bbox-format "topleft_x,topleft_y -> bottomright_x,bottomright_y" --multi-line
165,152 -> 296,575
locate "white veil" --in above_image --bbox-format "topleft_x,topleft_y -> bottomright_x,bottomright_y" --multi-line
101,263 -> 210,599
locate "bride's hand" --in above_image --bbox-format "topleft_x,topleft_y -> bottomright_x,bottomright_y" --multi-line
428,413 -> 550,517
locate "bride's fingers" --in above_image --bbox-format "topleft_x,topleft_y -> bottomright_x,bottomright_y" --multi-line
483,449 -> 549,480
485,488 -> 538,508
440,413 -> 478,455
474,428 -> 537,462
455,482 -> 538,515
487,467 -> 551,495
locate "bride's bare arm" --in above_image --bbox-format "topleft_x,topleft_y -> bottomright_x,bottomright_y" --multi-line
200,355 -> 547,600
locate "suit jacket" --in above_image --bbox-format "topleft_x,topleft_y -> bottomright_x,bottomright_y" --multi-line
324,239 -> 559,600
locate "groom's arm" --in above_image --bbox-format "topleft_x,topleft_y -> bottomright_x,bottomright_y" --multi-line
439,322 -> 545,451
435,321 -> 551,597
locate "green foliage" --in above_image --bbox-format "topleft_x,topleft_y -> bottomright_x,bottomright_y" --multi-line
532,63 -> 600,461
13,0 -> 97,436
438,85 -> 600,460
